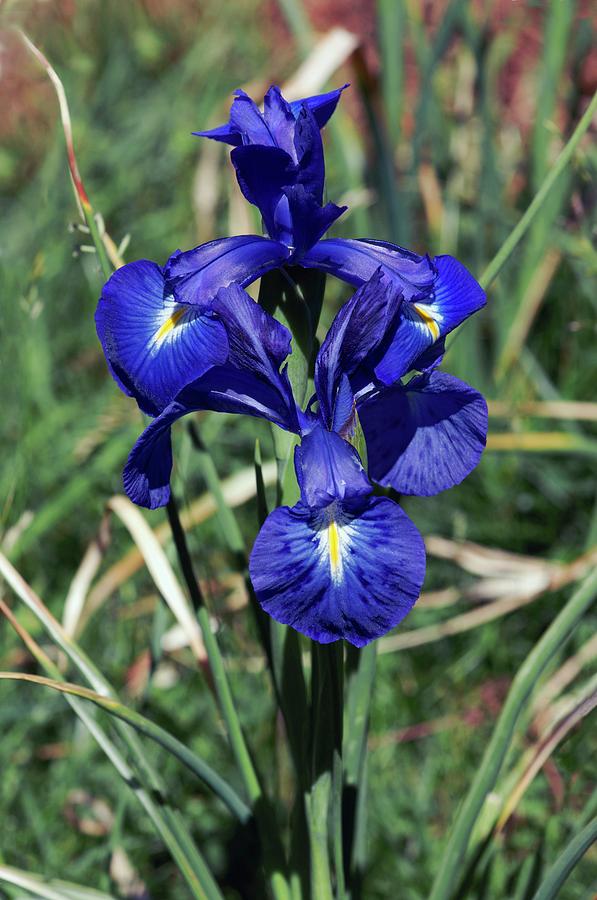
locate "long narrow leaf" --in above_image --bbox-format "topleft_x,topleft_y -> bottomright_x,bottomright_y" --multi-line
479,89 -> 597,290
0,671 -> 251,823
531,817 -> 597,900
107,495 -> 206,662
428,567 -> 597,900
0,551 -> 222,900
0,864 -> 115,900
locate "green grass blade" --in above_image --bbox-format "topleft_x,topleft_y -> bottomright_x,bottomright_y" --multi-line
530,0 -> 575,189
0,552 -> 222,900
429,566 -> 597,900
0,671 -> 251,823
377,0 -> 406,150
479,89 -> 597,291
530,817 -> 597,900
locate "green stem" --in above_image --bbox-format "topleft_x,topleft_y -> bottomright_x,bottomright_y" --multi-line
189,422 -> 308,779
531,817 -> 597,900
82,203 -> 112,281
306,643 -> 336,900
166,497 -> 290,900
479,89 -> 597,291
165,498 -> 259,796
343,643 -> 376,893
429,567 -> 597,900
330,644 -> 346,899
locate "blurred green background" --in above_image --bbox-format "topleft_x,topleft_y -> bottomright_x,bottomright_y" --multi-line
0,1 -> 595,897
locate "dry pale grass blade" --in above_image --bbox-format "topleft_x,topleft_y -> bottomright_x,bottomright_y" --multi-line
425,535 -> 560,578
379,545 -> 597,654
110,847 -> 147,900
495,248 -> 562,381
18,32 -> 117,275
0,864 -> 116,900
193,139 -> 222,243
417,587 -> 462,609
106,496 -> 206,663
487,401 -> 597,422
0,551 -> 109,692
531,633 -> 597,730
486,431 -> 596,452
282,27 -> 359,100
18,30 -> 90,216
78,461 -> 276,636
418,162 -> 444,240
63,512 -> 111,637
495,676 -> 597,831
1,510 -> 34,554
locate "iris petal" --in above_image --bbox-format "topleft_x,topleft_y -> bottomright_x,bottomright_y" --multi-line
124,363 -> 299,510
294,425 -> 370,509
194,85 -> 347,147
289,85 -> 348,130
301,240 -> 485,385
299,238 -> 436,297
123,401 -> 183,509
263,86 -> 297,159
164,236 -> 290,305
249,495 -> 426,647
360,371 -> 488,496
428,254 -> 486,333
209,282 -> 296,415
293,106 -> 325,203
96,260 -> 229,416
285,186 -> 346,255
228,89 -> 275,145
315,269 -> 402,426
231,146 -> 295,243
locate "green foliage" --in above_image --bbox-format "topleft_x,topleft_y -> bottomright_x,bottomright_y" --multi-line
1,1 -> 595,898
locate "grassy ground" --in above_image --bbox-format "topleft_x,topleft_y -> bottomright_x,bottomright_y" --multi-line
0,1 -> 595,898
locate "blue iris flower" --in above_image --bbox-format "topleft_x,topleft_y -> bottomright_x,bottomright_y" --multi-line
250,270 -> 487,646
96,85 -> 485,421
103,268 -> 486,646
95,84 -> 488,645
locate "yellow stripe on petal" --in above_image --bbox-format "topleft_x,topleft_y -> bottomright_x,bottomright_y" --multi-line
413,303 -> 440,341
328,520 -> 341,577
154,307 -> 186,344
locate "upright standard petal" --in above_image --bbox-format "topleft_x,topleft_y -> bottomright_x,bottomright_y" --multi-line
314,270 -> 402,428
359,371 -> 488,496
292,105 -> 325,203
194,84 -> 347,147
289,85 -> 348,130
294,425 -> 370,509
209,282 -> 295,400
164,236 -> 290,306
263,86 -> 297,159
284,186 -> 346,256
96,260 -> 229,416
230,145 -> 295,244
301,239 -> 485,383
249,495 -> 426,647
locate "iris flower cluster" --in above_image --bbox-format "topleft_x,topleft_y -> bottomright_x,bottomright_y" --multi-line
96,85 -> 487,647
